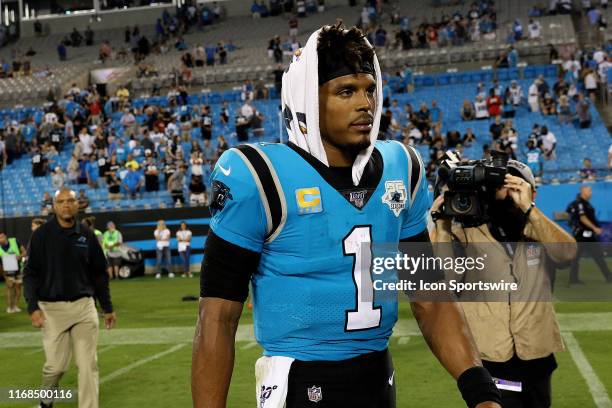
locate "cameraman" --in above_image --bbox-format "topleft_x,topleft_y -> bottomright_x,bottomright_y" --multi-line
431,160 -> 576,408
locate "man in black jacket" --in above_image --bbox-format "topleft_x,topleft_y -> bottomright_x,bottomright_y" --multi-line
24,187 -> 116,408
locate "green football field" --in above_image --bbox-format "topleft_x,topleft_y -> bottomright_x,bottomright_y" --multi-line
0,261 -> 611,408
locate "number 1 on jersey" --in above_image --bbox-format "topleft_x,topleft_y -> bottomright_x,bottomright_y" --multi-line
343,225 -> 382,331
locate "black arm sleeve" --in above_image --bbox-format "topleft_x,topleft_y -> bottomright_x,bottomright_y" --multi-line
400,229 -> 445,284
23,229 -> 42,314
200,231 -> 261,303
89,230 -> 113,313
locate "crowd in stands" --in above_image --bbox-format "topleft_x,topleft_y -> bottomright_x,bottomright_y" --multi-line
375,41 -> 610,183
0,76 -> 275,210
0,1 -> 611,215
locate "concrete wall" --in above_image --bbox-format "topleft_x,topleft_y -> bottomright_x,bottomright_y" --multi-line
19,0 -> 356,36
20,4 -> 175,37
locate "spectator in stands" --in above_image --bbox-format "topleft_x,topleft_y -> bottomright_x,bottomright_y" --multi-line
528,19 -> 542,38
580,158 -> 597,180
31,147 -> 46,177
584,68 -> 599,101
404,123 -> 422,144
65,154 -> 78,184
85,155 -> 99,188
525,139 -> 544,179
107,172 -> 121,200
57,42 -> 67,61
168,163 -> 187,206
489,115 -> 504,140
77,189 -> 90,211
289,14 -> 299,37
540,93 -> 557,115
240,99 -> 255,121
474,94 -> 489,119
176,222 -> 192,278
70,28 -> 83,47
557,95 -> 572,124
429,100 -> 442,126
251,110 -> 265,137
4,124 -> 23,165
85,26 -> 94,46
536,74 -> 550,97
41,192 -> 53,215
540,126 -> 557,160
123,164 -> 143,199
216,135 -> 228,157
514,17 -> 525,37
217,42 -> 228,64
528,78 -> 540,112
463,128 -> 476,145
576,92 -> 592,128
51,166 -> 66,189
144,156 -> 160,192
507,45 -> 519,67
34,20 -> 42,36
189,174 -> 207,206
120,109 -> 137,136
154,220 -> 173,279
414,102 -> 431,132
486,89 -> 503,117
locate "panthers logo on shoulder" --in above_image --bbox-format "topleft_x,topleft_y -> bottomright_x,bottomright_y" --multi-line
210,180 -> 233,216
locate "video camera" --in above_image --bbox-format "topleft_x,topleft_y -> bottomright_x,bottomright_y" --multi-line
435,150 -> 509,225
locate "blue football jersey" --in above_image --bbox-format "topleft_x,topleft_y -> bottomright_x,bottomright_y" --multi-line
209,140 -> 430,361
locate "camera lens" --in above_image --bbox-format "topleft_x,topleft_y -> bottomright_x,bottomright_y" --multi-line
451,193 -> 473,215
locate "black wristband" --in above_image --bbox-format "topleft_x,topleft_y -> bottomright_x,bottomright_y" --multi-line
457,366 -> 502,408
523,201 -> 535,220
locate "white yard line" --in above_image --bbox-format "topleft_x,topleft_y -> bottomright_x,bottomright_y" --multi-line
562,332 -> 612,408
97,345 -> 116,354
100,344 -> 186,385
397,336 -> 411,345
2,313 -> 611,349
240,341 -> 259,350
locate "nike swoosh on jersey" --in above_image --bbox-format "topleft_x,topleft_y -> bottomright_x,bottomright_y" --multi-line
218,164 -> 231,176
388,371 -> 394,386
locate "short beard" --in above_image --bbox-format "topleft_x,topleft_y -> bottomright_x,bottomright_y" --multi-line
326,137 -> 372,159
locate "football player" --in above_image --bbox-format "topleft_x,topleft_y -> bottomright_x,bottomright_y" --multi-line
193,23 -> 502,408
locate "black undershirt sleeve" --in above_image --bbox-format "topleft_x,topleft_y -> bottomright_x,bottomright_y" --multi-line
200,231 -> 261,303
400,229 -> 445,285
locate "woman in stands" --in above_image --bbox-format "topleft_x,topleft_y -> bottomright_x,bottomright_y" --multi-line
460,99 -> 476,121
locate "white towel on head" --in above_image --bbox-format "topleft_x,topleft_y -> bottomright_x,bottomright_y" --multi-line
281,27 -> 383,186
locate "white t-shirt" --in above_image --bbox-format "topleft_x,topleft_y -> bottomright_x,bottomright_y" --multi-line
509,86 -> 524,105
597,61 -> 611,83
176,230 -> 192,252
528,21 -> 541,38
475,100 -> 489,118
542,132 -> 557,151
154,228 -> 171,249
585,72 -> 598,90
408,127 -> 422,141
79,133 -> 95,155
240,103 -> 254,119
593,50 -> 605,64
528,84 -> 539,103
44,112 -> 58,124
